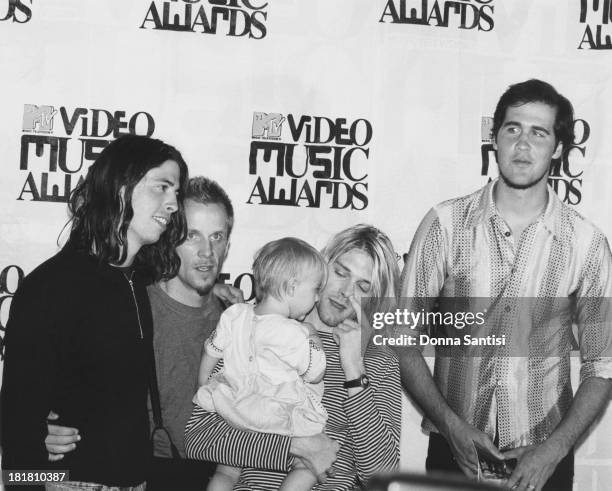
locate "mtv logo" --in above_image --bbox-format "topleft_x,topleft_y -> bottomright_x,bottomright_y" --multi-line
480,115 -> 498,180
252,112 -> 285,139
481,116 -> 494,143
23,104 -> 57,133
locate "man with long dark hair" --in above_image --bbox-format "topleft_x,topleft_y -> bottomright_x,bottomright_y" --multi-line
43,176 -> 240,491
1,135 -> 189,490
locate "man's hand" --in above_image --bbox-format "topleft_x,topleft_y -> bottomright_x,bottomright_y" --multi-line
503,443 -> 564,491
444,418 -> 504,479
46,411 -> 80,462
289,433 -> 340,483
212,284 -> 244,307
334,296 -> 367,379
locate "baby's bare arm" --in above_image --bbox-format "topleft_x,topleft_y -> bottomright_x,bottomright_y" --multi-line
198,351 -> 222,386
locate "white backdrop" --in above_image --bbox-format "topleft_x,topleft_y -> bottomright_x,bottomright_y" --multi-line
2,1 -> 612,488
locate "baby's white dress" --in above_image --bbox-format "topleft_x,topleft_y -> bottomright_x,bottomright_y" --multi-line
194,303 -> 327,436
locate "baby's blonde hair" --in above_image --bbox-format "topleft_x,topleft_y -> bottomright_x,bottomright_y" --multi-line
253,237 -> 327,302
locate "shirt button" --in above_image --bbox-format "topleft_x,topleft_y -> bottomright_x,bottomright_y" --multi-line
249,355 -> 254,362
504,305 -> 511,313
504,231 -> 511,237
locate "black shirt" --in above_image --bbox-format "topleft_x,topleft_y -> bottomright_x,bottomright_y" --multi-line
1,245 -> 153,486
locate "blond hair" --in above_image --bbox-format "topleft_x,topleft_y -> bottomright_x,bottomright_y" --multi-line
253,237 -> 327,302
322,224 -> 399,317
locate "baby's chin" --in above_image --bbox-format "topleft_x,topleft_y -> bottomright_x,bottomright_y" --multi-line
290,309 -> 313,322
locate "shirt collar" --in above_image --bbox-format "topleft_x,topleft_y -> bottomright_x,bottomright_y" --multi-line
468,178 -> 561,239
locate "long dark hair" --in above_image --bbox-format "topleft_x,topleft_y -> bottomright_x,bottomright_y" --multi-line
67,134 -> 189,281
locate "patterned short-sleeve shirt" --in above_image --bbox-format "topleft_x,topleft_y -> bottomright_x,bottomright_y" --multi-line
401,179 -> 612,448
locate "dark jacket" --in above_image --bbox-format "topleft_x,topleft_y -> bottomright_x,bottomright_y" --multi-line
1,244 -> 153,486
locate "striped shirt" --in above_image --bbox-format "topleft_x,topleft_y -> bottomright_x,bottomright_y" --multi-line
401,179 -> 612,449
185,330 -> 401,490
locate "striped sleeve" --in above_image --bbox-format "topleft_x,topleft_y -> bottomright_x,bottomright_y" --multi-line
184,404 -> 293,472
342,350 -> 401,482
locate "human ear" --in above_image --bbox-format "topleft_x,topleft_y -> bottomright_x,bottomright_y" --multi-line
223,241 -> 230,262
286,278 -> 297,297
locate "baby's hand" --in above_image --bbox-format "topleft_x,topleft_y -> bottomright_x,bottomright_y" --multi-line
304,322 -> 324,350
302,322 -> 326,383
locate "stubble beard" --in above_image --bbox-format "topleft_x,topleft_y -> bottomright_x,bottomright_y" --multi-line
317,297 -> 356,327
191,271 -> 217,297
498,163 -> 549,191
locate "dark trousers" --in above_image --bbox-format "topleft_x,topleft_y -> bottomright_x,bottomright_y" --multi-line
146,457 -> 216,491
426,432 -> 574,491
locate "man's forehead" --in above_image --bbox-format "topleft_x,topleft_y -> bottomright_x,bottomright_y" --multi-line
185,200 -> 229,231
332,249 -> 374,281
502,101 -> 557,126
146,159 -> 180,183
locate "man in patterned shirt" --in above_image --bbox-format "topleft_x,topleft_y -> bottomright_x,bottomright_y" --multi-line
398,79 -> 612,491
